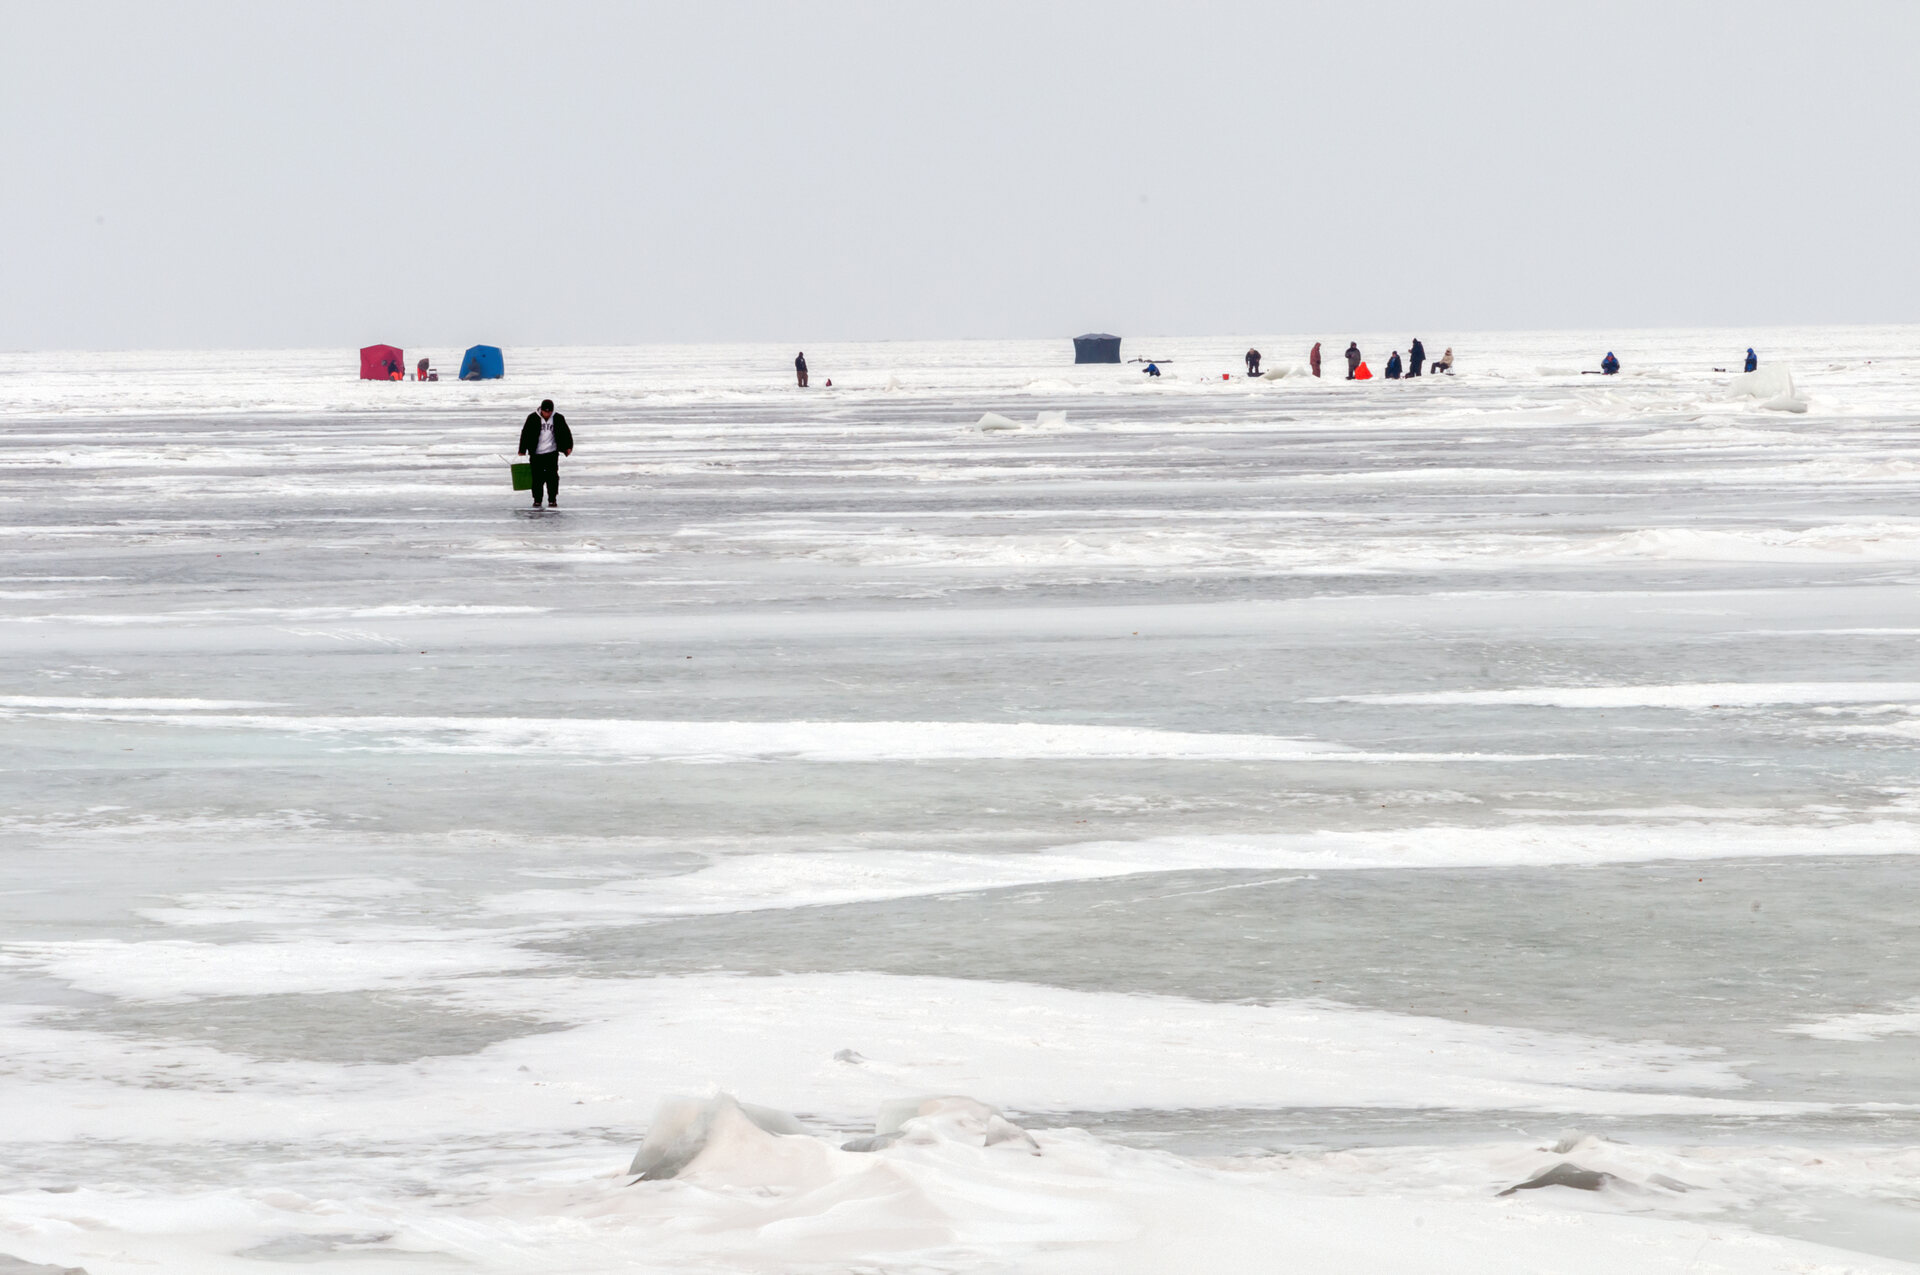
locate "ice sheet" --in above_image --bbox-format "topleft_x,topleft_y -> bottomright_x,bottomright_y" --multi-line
4,329 -> 1920,1272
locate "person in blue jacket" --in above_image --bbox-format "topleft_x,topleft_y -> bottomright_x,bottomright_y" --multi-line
1601,352 -> 1620,375
1744,348 -> 1758,372
1384,350 -> 1404,379
1142,362 -> 1161,377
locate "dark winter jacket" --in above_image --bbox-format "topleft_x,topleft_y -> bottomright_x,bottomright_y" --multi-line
1744,349 -> 1757,372
518,412 -> 574,456
1409,339 -> 1425,370
1345,343 -> 1361,370
1385,352 -> 1403,379
1601,353 -> 1620,374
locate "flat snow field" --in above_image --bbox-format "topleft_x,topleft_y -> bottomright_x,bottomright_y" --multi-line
2,329 -> 1919,1273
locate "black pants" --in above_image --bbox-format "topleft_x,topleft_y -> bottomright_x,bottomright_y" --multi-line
530,451 -> 559,504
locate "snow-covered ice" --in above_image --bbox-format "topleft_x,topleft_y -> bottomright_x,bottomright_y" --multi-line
3,329 -> 1920,1272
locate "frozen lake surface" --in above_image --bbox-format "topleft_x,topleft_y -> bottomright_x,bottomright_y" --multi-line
2,330 -> 1919,1272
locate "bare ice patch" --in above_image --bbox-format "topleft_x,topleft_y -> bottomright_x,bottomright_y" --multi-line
1325,682 -> 1920,709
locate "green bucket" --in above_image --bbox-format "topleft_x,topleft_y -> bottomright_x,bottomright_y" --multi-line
509,461 -> 531,491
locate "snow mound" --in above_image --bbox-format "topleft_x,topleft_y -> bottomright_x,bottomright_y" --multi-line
1261,364 -> 1310,380
628,1093 -> 810,1181
977,409 -> 1072,432
630,1093 -> 1038,1188
1729,364 -> 1807,412
848,1095 -> 1040,1153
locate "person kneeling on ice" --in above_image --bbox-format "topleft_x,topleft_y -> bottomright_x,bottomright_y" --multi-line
1384,350 -> 1403,379
517,398 -> 573,509
1745,347 -> 1758,372
1601,352 -> 1620,375
1142,362 -> 1161,377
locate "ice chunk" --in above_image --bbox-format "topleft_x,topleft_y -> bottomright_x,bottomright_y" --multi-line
977,412 -> 1020,432
873,1095 -> 1040,1152
627,1093 -> 809,1180
1261,364 -> 1310,379
1496,1162 -> 1617,1195
1034,410 -> 1066,428
1730,364 -> 1808,412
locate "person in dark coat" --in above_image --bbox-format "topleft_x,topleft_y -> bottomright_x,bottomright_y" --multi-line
1246,348 -> 1261,376
1408,338 -> 1425,377
795,352 -> 809,388
517,398 -> 574,509
1744,348 -> 1758,372
1385,351 -> 1403,379
1310,342 -> 1322,377
1601,352 -> 1620,375
1345,343 -> 1361,379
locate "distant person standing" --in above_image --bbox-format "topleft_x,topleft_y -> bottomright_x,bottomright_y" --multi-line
1310,342 -> 1322,378
795,352 -> 809,388
1408,338 -> 1425,377
517,398 -> 573,509
1744,347 -> 1758,372
1385,350 -> 1404,379
1345,342 -> 1361,379
1245,348 -> 1261,376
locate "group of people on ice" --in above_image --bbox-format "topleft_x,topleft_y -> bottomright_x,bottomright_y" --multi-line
1346,338 -> 1454,380
1238,341 -> 1456,381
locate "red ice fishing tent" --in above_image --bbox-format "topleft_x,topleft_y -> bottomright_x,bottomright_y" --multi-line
359,344 -> 405,380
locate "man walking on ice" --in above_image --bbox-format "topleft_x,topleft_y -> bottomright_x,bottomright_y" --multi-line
517,398 -> 573,509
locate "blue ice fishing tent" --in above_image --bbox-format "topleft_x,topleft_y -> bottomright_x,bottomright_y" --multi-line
1073,333 -> 1122,364
459,345 -> 505,380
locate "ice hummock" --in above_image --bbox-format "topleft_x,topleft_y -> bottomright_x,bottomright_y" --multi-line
1729,363 -> 1808,412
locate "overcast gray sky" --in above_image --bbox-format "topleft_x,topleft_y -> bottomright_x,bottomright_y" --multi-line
4,1 -> 1915,349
